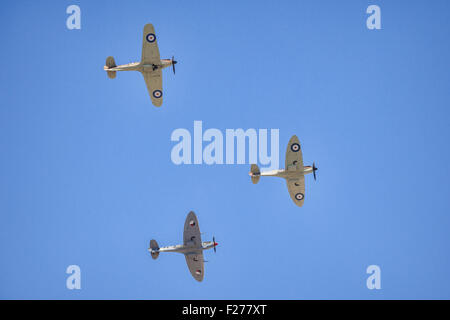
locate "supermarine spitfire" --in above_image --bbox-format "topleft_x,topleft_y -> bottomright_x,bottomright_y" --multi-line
149,211 -> 218,282
249,135 -> 317,207
104,23 -> 177,107
110,23 -> 320,283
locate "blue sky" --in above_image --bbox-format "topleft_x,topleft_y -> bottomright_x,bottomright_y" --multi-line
1,0 -> 450,299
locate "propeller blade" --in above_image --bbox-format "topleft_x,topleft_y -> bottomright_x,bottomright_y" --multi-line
313,162 -> 317,181
172,56 -> 177,74
213,236 -> 216,253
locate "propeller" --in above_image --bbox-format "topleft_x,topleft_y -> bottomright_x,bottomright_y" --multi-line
312,162 -> 318,181
213,236 -> 217,253
171,56 -> 177,74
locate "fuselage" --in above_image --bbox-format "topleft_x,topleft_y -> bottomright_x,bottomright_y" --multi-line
259,166 -> 314,179
104,59 -> 173,72
149,241 -> 217,255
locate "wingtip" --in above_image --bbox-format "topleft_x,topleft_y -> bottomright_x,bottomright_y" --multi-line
187,211 -> 197,219
151,99 -> 163,107
143,23 -> 155,31
295,200 -> 304,208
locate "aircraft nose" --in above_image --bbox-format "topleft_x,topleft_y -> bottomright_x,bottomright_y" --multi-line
214,242 -> 218,246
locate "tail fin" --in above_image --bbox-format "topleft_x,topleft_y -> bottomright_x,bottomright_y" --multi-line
250,164 -> 261,184
105,56 -> 117,79
149,240 -> 159,260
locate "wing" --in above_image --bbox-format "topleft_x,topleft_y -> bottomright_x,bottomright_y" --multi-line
183,211 -> 202,247
184,252 -> 204,282
141,23 -> 161,65
287,177 -> 306,207
285,135 -> 304,171
142,70 -> 163,107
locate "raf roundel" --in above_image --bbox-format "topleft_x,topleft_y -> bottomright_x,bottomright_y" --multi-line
295,193 -> 304,201
291,143 -> 301,152
189,220 -> 196,227
152,90 -> 162,99
146,33 -> 156,43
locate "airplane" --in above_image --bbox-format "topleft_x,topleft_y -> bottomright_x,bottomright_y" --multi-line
103,23 -> 177,107
249,135 -> 317,207
148,211 -> 218,282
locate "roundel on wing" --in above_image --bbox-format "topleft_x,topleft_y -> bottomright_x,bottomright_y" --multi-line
195,270 -> 202,275
295,193 -> 304,201
291,143 -> 301,152
146,33 -> 156,43
152,90 -> 162,99
189,220 -> 196,227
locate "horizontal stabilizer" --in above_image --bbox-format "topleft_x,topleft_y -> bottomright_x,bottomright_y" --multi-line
105,56 -> 117,79
250,164 -> 261,184
107,71 -> 116,79
105,56 -> 117,68
150,239 -> 159,260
